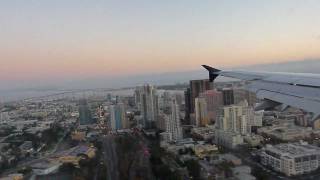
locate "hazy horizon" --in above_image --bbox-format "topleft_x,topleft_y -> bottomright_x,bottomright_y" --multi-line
0,59 -> 319,96
0,59 -> 318,90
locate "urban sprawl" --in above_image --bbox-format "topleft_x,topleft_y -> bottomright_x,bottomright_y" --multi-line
1,80 -> 320,180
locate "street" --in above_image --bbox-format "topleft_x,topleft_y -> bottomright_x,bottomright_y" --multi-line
102,135 -> 119,180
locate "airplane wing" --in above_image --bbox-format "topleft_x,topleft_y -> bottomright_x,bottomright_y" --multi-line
202,65 -> 320,121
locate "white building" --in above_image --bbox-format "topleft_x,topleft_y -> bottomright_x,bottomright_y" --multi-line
217,101 -> 252,135
166,98 -> 183,141
135,84 -> 159,129
261,142 -> 320,176
251,111 -> 263,127
215,129 -> 244,149
257,123 -> 318,141
0,112 -> 10,122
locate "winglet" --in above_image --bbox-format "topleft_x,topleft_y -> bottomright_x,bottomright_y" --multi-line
202,65 -> 220,72
202,65 -> 221,82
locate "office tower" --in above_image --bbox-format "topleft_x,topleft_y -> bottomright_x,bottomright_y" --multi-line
189,79 -> 212,114
109,103 -> 127,130
166,98 -> 183,141
79,99 -> 94,125
195,97 -> 209,126
222,88 -> 234,105
162,91 -> 171,106
115,95 -> 120,104
199,90 -> 223,123
156,113 -> 167,131
217,101 -> 253,135
135,84 -> 159,129
134,88 -> 141,105
174,93 -> 184,107
107,93 -> 112,101
233,88 -> 257,106
184,88 -> 191,123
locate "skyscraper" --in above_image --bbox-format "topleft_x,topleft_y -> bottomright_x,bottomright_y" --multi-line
109,103 -> 127,130
199,90 -> 223,123
217,101 -> 253,135
135,84 -> 159,129
195,97 -> 209,126
222,88 -> 234,105
79,99 -> 94,125
185,79 -> 211,125
189,79 -> 212,113
184,88 -> 191,123
166,98 -> 183,141
233,88 -> 258,106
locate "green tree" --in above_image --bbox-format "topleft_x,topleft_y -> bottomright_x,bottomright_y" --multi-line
185,160 -> 201,179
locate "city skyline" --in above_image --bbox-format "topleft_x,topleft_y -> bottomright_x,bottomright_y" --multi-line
1,0 -> 320,86
2,1 -> 320,179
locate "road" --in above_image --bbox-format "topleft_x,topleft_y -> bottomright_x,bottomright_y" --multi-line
102,135 -> 119,180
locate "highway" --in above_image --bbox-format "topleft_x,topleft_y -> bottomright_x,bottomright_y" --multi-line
102,135 -> 119,180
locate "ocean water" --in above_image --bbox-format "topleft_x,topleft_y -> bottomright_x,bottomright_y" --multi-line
0,88 -> 136,103
0,90 -> 65,102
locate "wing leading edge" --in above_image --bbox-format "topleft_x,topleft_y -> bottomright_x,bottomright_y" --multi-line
202,65 -> 320,121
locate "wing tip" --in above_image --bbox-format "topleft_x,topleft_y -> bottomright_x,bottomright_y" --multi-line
202,65 -> 221,82
202,65 -> 221,72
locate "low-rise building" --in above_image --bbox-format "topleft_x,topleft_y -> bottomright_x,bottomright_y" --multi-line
19,141 -> 34,157
194,144 -> 218,158
260,141 -> 320,176
191,125 -> 215,141
53,145 -> 96,166
215,129 -> 244,149
0,173 -> 23,180
257,123 -> 319,141
30,160 -> 61,175
232,166 -> 256,180
71,131 -> 86,141
244,135 -> 263,147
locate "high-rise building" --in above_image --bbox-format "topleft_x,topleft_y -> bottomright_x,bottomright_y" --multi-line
217,101 -> 253,135
109,103 -> 127,130
162,91 -> 171,108
135,84 -> 159,129
184,88 -> 191,123
195,97 -> 209,126
233,88 -> 258,106
79,100 -> 93,125
107,93 -> 112,101
166,98 -> 183,141
156,113 -> 167,131
222,88 -> 234,105
189,80 -> 212,113
199,90 -> 223,123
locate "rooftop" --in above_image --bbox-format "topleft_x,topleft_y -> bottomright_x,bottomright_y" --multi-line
265,142 -> 320,157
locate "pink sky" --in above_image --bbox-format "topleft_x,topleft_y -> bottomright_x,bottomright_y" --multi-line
1,0 -> 320,82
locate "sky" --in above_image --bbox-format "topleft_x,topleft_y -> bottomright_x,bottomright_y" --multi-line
1,0 -> 320,89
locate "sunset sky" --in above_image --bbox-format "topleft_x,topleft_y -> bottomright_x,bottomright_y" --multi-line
1,0 -> 320,85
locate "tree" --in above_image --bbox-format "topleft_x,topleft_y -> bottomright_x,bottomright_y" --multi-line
184,160 -> 201,179
59,163 -> 76,172
17,166 -> 32,175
